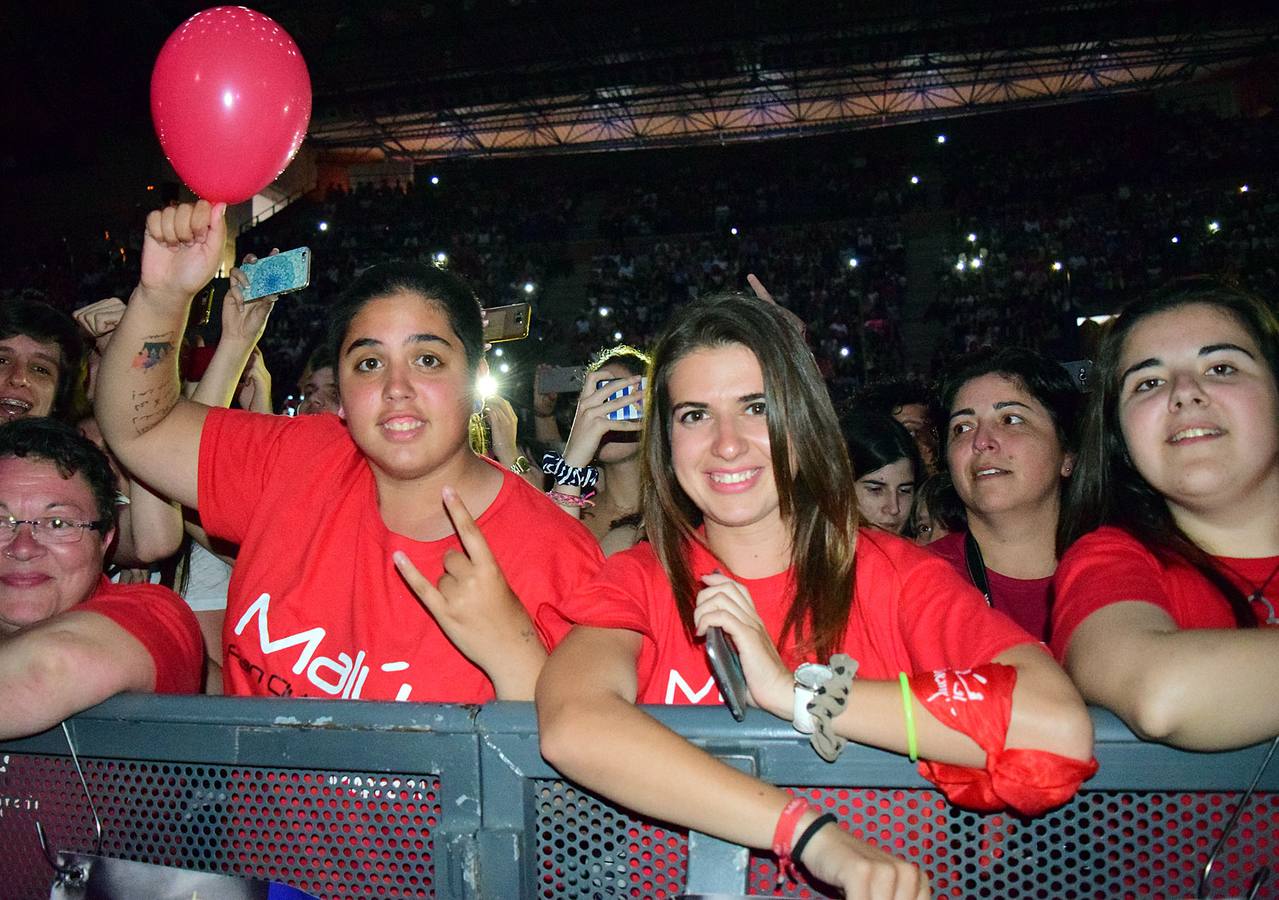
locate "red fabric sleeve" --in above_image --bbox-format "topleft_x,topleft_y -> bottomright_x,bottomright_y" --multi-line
197,407 -> 319,545
534,544 -> 661,640
911,663 -> 1098,816
888,536 -> 1036,671
79,579 -> 203,694
1050,526 -> 1169,661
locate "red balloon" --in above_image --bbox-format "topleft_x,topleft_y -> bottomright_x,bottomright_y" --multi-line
151,6 -> 312,203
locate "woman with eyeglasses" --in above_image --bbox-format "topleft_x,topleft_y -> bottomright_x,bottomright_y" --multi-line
1052,278 -> 1279,749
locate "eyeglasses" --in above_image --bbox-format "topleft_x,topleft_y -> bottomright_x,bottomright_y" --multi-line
1,516 -> 106,545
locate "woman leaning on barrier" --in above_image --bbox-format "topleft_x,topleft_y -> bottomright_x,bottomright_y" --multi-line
1053,277 -> 1279,750
536,292 -> 1097,899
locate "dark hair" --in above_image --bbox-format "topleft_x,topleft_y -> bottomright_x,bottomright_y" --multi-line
1065,277 -> 1279,628
939,347 -> 1082,455
843,408 -> 924,485
641,292 -> 859,662
303,343 -> 336,375
327,262 -> 484,384
940,347 -> 1081,554
0,417 -> 118,529
0,298 -> 89,421
911,472 -> 967,536
854,378 -> 941,424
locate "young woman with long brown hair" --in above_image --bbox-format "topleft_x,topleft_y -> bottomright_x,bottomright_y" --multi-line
537,292 -> 1095,898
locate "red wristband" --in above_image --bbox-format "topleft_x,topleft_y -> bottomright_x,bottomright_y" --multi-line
771,797 -> 810,885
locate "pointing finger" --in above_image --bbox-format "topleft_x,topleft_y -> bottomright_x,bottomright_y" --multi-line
393,550 -> 445,614
746,273 -> 774,304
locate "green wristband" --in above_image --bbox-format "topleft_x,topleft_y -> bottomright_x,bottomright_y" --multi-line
899,671 -> 918,763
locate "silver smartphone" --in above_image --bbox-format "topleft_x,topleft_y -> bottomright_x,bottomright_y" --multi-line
705,626 -> 747,721
537,365 -> 587,395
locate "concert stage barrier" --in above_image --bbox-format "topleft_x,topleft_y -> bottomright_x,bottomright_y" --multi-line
1,698 -> 1274,899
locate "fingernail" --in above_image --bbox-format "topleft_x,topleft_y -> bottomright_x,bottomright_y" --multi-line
392,551 -> 408,567
442,485 -> 456,501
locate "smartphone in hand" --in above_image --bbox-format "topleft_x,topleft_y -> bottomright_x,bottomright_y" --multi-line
242,247 -> 312,302
483,302 -> 532,343
537,365 -> 587,395
705,626 -> 747,721
598,377 -> 645,421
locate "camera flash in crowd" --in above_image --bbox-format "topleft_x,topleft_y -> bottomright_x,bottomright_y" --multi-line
936,134 -> 947,144
318,221 -> 328,232
434,251 -> 448,264
523,282 -> 536,294
477,373 -> 498,400
848,257 -> 859,269
910,175 -> 920,185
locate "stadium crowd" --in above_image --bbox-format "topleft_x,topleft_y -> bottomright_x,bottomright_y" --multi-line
2,100 -> 1278,897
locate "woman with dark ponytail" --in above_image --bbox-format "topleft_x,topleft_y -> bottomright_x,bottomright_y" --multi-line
1052,277 -> 1279,749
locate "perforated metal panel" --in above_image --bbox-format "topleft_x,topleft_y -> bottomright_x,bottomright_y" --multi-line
0,752 -> 440,900
534,782 -> 1279,900
535,778 -> 689,898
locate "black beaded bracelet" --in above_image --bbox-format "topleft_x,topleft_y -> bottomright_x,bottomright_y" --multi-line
790,812 -> 837,868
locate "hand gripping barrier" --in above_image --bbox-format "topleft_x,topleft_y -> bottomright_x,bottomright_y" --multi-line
1,697 -> 1275,899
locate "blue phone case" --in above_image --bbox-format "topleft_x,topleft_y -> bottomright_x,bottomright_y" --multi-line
243,247 -> 312,301
603,377 -> 645,421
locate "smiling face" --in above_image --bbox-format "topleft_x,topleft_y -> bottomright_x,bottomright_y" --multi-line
854,457 -> 915,534
1116,303 -> 1279,519
0,334 -> 62,421
337,291 -> 477,486
667,343 -> 783,541
0,456 -> 110,634
947,373 -> 1073,520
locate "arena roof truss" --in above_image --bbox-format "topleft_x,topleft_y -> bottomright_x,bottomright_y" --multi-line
294,0 -> 1273,163
307,24 -> 1276,161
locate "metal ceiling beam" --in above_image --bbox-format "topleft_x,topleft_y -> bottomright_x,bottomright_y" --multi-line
307,26 -> 1276,160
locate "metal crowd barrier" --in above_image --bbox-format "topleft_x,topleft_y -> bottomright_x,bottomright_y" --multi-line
1,697 -> 1275,899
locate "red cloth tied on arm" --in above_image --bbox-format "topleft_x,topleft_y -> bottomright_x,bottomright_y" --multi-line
910,663 -> 1098,816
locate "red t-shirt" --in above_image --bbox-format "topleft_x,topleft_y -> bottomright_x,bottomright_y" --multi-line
198,409 -> 604,701
928,531 -> 1053,642
79,575 -> 203,694
540,528 -> 1035,705
1050,525 -> 1279,660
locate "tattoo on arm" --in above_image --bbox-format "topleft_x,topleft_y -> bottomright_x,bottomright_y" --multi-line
130,382 -> 181,437
131,333 -> 177,371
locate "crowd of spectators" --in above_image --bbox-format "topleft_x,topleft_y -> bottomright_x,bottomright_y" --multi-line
5,101 -> 1278,411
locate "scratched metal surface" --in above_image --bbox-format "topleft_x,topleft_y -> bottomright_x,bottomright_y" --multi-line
1,701 -> 1274,899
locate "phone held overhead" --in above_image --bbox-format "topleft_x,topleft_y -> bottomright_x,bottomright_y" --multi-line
242,247 -> 312,302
